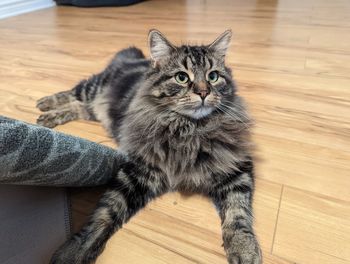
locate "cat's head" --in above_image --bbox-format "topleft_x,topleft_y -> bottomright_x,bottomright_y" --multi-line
146,29 -> 235,120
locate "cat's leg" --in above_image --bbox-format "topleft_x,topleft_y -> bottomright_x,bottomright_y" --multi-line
50,159 -> 168,264
210,161 -> 262,264
36,101 -> 92,128
36,90 -> 76,112
36,77 -> 102,128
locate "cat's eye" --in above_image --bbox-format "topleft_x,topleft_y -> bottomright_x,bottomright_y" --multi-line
207,71 -> 219,83
175,72 -> 189,84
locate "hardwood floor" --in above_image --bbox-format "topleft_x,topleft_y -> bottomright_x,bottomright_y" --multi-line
1,0 -> 349,263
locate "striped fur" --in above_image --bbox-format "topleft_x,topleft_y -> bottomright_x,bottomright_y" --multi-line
38,30 -> 261,264
51,158 -> 168,264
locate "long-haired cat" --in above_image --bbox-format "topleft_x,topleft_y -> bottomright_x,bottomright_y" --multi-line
37,29 -> 262,264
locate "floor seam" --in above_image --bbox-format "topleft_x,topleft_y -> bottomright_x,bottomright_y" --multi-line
270,184 -> 284,254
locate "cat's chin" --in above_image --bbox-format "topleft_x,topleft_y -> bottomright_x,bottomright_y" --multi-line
180,106 -> 215,119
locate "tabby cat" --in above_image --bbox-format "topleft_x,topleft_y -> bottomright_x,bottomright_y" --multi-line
37,29 -> 262,264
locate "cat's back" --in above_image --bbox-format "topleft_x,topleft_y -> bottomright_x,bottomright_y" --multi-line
93,47 -> 151,138
108,47 -> 151,96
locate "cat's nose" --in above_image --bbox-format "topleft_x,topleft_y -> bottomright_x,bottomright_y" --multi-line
194,81 -> 210,100
194,89 -> 210,100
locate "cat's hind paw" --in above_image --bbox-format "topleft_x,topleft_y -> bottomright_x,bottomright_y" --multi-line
37,110 -> 77,128
36,95 -> 57,112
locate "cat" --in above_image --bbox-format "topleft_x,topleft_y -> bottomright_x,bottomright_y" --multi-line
36,29 -> 262,264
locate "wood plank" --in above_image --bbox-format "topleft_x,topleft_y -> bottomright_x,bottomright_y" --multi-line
93,180 -> 284,264
234,69 -> 350,201
273,187 -> 350,264
147,179 -> 282,252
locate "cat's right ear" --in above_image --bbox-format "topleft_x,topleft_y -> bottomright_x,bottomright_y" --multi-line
208,29 -> 232,59
148,29 -> 176,64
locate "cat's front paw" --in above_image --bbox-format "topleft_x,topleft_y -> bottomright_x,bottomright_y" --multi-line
50,237 -> 86,264
226,233 -> 262,264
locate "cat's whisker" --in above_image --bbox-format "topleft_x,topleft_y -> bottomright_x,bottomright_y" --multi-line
221,101 -> 250,115
217,105 -> 250,131
219,102 -> 251,121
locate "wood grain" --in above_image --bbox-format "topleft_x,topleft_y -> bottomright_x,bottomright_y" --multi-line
97,179 -> 282,264
273,187 -> 350,264
0,0 -> 349,263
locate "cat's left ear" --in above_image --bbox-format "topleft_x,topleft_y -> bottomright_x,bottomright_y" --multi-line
208,29 -> 232,58
148,29 -> 176,63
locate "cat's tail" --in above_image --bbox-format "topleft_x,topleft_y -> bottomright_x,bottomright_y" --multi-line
112,46 -> 145,63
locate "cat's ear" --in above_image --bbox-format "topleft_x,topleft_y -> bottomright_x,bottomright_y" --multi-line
148,29 -> 176,63
208,29 -> 232,58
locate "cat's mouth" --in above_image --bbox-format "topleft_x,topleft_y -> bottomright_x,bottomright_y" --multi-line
179,104 -> 215,119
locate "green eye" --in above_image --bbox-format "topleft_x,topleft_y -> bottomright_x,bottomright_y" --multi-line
208,71 -> 219,83
175,72 -> 189,84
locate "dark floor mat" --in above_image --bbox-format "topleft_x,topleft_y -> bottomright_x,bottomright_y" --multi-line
0,186 -> 70,264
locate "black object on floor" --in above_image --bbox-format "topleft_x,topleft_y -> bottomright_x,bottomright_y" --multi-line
55,0 -> 143,7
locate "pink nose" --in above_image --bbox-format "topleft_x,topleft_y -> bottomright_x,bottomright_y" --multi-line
195,89 -> 210,100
